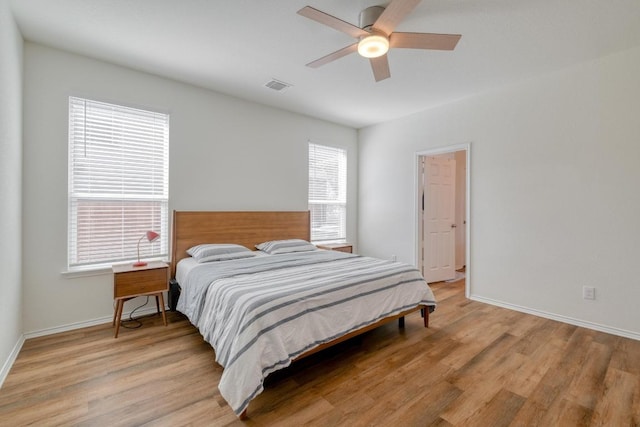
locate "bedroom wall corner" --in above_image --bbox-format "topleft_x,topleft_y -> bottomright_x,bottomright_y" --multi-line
0,0 -> 24,386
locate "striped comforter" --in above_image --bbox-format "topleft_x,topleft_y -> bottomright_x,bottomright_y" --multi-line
176,250 -> 436,416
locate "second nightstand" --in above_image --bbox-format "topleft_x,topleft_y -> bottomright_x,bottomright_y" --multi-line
316,243 -> 353,253
112,261 -> 169,338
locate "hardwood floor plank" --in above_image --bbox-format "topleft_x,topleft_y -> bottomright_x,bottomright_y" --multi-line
1,280 -> 639,426
370,380 -> 463,427
439,376 -> 504,425
434,315 -> 511,370
319,390 -> 377,423
428,417 -> 455,427
518,326 -> 595,409
458,388 -> 526,427
446,332 -> 521,390
565,341 -> 612,409
143,399 -> 241,427
502,337 -> 565,398
509,315 -> 562,355
609,336 -> 640,376
590,367 -> 639,426
544,396 -> 594,426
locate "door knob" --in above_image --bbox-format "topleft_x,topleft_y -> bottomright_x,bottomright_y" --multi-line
451,224 -> 457,228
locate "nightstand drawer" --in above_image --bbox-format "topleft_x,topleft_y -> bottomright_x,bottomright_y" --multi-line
113,265 -> 168,298
316,243 -> 353,253
331,245 -> 352,253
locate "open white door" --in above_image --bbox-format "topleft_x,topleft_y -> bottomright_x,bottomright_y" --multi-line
422,156 -> 456,283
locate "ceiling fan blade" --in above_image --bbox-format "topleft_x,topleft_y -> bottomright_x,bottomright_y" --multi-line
390,32 -> 461,50
372,0 -> 422,36
370,55 -> 391,82
306,43 -> 358,68
298,6 -> 369,39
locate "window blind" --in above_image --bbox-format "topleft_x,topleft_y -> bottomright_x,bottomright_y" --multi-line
308,142 -> 347,242
68,97 -> 169,269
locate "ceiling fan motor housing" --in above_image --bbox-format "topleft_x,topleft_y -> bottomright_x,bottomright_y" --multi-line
359,6 -> 385,32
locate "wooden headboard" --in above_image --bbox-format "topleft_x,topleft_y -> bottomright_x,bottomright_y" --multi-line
170,210 -> 311,278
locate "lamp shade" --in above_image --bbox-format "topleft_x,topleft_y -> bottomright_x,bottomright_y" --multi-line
133,230 -> 160,267
145,230 -> 160,243
357,34 -> 389,58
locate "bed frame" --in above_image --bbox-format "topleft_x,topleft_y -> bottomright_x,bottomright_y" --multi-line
170,210 -> 429,418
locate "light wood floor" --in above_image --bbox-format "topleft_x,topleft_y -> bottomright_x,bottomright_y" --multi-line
2,279 -> 639,426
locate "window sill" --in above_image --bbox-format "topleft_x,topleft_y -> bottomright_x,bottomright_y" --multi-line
62,258 -> 168,279
61,266 -> 112,279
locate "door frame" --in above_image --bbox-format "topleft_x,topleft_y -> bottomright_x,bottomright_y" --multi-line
415,143 -> 471,298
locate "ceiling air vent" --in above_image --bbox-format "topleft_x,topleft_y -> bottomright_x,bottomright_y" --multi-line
264,79 -> 292,92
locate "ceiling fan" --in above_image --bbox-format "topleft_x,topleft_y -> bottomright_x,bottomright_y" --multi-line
297,0 -> 461,82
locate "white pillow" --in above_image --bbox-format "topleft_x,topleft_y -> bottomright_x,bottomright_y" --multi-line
187,243 -> 255,263
256,239 -> 317,255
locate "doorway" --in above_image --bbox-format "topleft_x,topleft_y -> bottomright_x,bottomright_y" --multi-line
416,144 -> 470,297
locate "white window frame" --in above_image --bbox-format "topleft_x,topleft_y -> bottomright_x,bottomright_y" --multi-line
68,97 -> 169,271
308,142 -> 347,243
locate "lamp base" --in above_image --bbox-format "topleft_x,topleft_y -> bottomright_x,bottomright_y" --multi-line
132,261 -> 148,267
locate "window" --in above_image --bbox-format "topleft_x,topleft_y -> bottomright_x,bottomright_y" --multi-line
68,97 -> 169,270
308,142 -> 347,242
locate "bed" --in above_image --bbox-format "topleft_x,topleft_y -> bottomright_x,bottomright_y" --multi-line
170,210 -> 436,418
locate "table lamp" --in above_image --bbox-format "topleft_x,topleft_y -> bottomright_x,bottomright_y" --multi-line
133,230 -> 159,267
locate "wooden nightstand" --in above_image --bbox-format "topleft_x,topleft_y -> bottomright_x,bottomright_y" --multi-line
316,243 -> 353,253
112,261 -> 169,338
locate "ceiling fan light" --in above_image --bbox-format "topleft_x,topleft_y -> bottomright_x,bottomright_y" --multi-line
357,34 -> 389,58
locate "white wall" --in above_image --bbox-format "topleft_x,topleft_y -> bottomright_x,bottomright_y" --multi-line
0,0 -> 23,381
359,45 -> 640,338
22,43 -> 357,334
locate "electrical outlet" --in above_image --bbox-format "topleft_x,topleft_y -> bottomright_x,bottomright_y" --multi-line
391,254 -> 397,261
583,286 -> 596,300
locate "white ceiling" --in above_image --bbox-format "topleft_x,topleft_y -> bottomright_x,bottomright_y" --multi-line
10,0 -> 640,128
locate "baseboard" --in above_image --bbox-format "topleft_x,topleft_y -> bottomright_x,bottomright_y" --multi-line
470,294 -> 640,341
24,306 -> 165,339
0,334 -> 25,388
